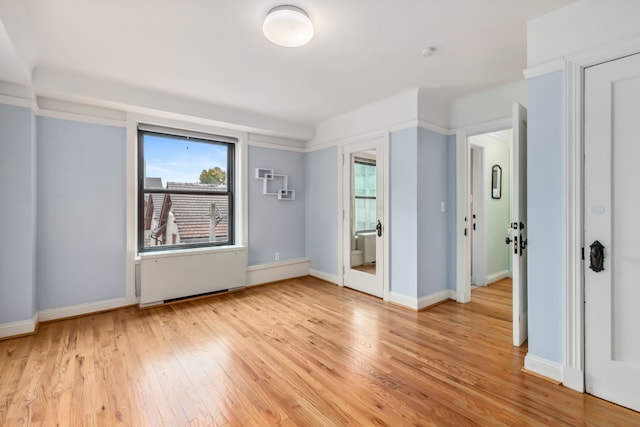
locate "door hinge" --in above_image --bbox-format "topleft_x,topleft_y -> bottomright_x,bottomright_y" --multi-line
581,247 -> 585,260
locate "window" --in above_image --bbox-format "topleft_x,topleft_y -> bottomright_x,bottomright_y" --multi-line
138,126 -> 235,252
353,158 -> 376,233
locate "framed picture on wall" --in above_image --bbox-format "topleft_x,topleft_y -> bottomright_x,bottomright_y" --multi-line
491,164 -> 502,199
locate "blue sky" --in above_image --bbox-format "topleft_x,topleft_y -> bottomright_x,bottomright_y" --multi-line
144,134 -> 228,184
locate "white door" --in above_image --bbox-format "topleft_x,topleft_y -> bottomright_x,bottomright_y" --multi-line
470,147 -> 483,286
342,136 -> 385,298
584,53 -> 640,412
511,103 -> 528,346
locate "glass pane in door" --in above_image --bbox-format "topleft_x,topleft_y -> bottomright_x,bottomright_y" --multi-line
350,151 -> 377,275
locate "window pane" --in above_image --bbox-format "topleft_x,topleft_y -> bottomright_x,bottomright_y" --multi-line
143,134 -> 229,189
354,198 -> 376,232
354,161 -> 376,233
354,162 -> 376,197
143,193 -> 230,248
139,129 -> 235,252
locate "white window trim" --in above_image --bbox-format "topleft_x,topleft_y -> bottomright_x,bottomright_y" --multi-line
125,113 -> 248,303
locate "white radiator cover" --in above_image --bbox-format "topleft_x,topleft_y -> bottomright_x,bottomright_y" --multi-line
356,232 -> 376,264
139,246 -> 247,306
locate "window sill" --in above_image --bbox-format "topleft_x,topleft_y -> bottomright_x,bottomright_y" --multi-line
136,244 -> 246,261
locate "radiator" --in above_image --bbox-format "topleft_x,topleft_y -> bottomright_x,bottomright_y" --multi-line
139,246 -> 247,306
356,232 -> 376,264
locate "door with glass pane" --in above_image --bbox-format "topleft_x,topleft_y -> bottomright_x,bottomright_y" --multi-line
342,136 -> 384,298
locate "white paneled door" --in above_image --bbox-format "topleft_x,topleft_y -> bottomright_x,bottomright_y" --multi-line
584,53 -> 640,412
511,103 -> 528,347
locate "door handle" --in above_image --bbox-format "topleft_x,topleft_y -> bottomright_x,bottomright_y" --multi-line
376,220 -> 382,237
520,236 -> 527,256
505,237 -> 512,245
589,240 -> 605,272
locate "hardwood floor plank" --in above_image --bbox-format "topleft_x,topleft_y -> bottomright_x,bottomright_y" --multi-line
1,276 -> 639,426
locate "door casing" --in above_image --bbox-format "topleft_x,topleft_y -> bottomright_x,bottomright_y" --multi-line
337,131 -> 390,301
456,118 -> 525,346
455,118 -> 512,304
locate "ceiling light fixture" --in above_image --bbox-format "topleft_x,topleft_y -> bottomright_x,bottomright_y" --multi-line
263,5 -> 314,47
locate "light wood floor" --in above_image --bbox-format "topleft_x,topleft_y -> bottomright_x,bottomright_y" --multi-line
1,277 -> 638,426
352,263 -> 376,275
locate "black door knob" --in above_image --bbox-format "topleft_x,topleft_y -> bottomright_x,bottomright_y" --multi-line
590,240 -> 605,272
505,237 -> 512,245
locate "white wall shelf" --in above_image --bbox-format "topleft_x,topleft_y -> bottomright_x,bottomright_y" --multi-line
256,168 -> 295,200
278,189 -> 295,200
255,168 -> 274,179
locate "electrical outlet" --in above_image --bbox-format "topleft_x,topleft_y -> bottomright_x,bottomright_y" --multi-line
275,252 -> 280,261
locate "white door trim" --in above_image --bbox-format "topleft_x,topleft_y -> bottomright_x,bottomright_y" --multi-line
455,118 -> 512,303
337,130 -> 390,301
562,59 -> 585,392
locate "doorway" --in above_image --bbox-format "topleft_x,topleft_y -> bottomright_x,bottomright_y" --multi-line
340,133 -> 388,299
468,130 -> 512,288
456,104 -> 528,347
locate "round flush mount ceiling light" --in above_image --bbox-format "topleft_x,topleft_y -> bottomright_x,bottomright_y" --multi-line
263,5 -> 314,47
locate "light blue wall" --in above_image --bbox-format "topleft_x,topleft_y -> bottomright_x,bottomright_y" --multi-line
470,133 -> 512,278
304,146 -> 338,275
248,146 -> 305,265
390,127 -> 453,299
36,117 -> 126,310
417,128 -> 449,297
484,139 -> 511,277
1,103 -> 460,325
0,104 -> 37,323
527,70 -> 565,364
446,134 -> 457,290
390,128 -> 419,298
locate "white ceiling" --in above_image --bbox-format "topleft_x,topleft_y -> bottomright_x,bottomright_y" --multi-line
0,0 -> 576,131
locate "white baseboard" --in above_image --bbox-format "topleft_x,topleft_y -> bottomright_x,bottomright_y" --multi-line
562,366 -> 585,392
389,289 -> 455,311
418,290 -> 456,310
389,291 -> 419,310
485,270 -> 511,285
246,258 -> 310,286
38,296 -> 137,322
0,313 -> 39,339
309,269 -> 338,284
524,354 -> 563,383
